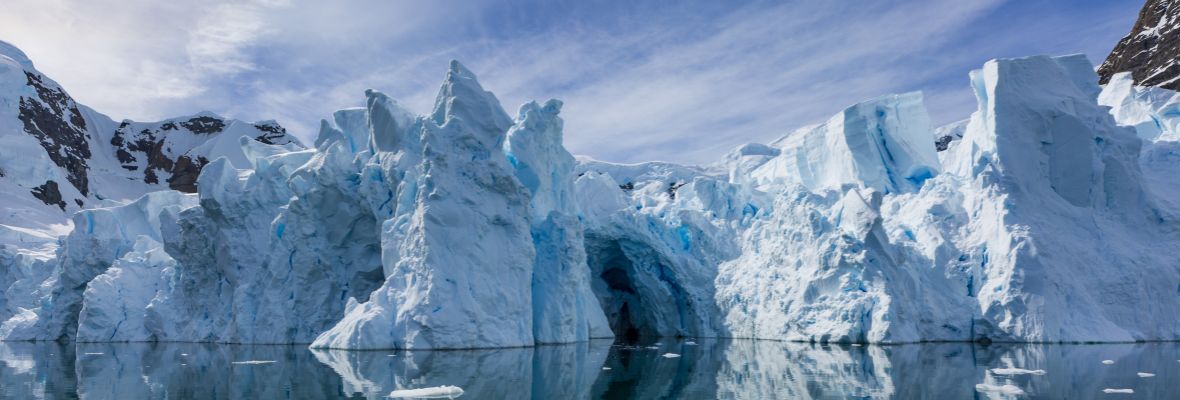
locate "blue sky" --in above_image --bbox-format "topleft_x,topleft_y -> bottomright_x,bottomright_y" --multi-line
0,0 -> 1142,163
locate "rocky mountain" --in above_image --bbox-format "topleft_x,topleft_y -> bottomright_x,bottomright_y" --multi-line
0,40 -> 302,237
1098,0 -> 1180,89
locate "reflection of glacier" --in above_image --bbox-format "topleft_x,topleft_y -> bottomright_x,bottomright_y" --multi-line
2,341 -> 1179,399
312,341 -> 608,399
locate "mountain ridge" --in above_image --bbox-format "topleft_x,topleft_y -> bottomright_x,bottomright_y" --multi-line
1098,0 -> 1180,89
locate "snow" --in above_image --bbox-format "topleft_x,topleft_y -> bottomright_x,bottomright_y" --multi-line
388,385 -> 464,398
974,383 -> 1025,396
1099,71 -> 1180,141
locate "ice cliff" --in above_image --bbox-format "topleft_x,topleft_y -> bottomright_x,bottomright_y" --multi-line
1,39 -> 1179,348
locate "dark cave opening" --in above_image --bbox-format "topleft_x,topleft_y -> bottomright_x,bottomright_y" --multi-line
586,236 -> 661,341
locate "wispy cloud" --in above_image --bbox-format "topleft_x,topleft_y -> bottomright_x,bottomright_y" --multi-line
0,0 -> 285,116
0,0 -> 1141,164
187,1 -> 285,76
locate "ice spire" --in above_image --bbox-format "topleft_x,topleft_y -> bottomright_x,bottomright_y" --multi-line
429,60 -> 513,146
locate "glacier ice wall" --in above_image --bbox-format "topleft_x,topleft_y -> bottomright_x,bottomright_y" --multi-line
2,53 -> 1180,348
750,91 -> 940,194
938,55 -> 1180,342
310,62 -> 615,349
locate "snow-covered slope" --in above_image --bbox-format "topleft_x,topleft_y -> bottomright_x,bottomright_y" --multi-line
0,40 -> 302,248
2,39 -> 1179,348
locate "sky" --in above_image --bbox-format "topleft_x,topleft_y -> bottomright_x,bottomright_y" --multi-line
0,0 -> 1143,164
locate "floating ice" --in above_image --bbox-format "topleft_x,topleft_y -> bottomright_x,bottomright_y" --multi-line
1103,360 -> 1115,365
1103,388 -> 1134,394
231,360 -> 277,365
990,367 -> 1046,376
1137,372 -> 1155,377
388,385 -> 464,399
974,384 -> 1025,395
661,353 -> 681,358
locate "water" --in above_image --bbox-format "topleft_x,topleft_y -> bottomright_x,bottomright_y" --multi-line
0,339 -> 1177,399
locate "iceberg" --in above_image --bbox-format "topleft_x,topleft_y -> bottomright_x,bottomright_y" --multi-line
2,34 -> 1180,350
990,367 -> 1046,376
974,383 -> 1025,396
388,385 -> 464,398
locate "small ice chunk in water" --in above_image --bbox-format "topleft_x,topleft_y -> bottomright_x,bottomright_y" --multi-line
645,346 -> 659,350
685,341 -> 697,346
990,367 -> 1046,375
231,360 -> 277,365
1137,372 -> 1155,377
180,353 -> 188,356
661,353 -> 681,358
1102,360 -> 1115,365
388,385 -> 464,398
1103,388 -> 1134,394
83,352 -> 104,355
388,354 -> 397,357
851,344 -> 862,347
602,367 -> 611,370
975,384 -> 1025,395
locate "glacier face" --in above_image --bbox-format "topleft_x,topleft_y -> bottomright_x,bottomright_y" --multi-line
2,39 -> 1180,349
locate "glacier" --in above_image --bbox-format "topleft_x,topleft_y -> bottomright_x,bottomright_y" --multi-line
1,39 -> 1180,349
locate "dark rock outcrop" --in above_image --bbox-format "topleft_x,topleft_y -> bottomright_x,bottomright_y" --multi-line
1098,0 -> 1180,90
179,116 -> 226,134
935,135 -> 954,152
30,180 -> 66,211
252,121 -> 289,145
18,71 -> 91,195
167,155 -> 209,193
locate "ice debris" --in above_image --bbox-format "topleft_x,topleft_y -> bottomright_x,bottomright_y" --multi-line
975,384 -> 1025,395
990,367 -> 1046,376
388,385 -> 464,398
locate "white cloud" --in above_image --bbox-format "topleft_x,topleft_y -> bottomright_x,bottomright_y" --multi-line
0,0 -> 283,119
186,2 -> 282,76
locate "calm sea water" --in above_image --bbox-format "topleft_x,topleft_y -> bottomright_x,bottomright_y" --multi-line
0,339 -> 1176,399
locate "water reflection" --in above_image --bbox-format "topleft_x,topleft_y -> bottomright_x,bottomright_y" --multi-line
1,339 -> 1178,399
